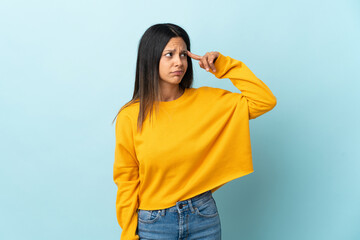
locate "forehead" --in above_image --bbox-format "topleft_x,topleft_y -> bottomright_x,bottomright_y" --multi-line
163,37 -> 187,50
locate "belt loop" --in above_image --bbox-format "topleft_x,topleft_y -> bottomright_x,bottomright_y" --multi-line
187,199 -> 195,213
161,209 -> 165,216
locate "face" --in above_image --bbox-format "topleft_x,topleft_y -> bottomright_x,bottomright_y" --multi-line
159,37 -> 188,87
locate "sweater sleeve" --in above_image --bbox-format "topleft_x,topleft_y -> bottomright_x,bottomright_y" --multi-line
113,112 -> 140,240
210,53 -> 277,119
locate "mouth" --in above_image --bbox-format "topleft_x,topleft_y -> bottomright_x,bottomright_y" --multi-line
171,71 -> 184,76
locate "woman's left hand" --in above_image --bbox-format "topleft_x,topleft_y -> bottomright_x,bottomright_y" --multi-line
187,51 -> 220,72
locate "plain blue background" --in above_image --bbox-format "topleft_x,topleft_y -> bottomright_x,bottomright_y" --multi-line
1,0 -> 359,239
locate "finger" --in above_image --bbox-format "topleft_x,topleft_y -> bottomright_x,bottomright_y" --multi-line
202,55 -> 211,72
208,54 -> 216,72
198,61 -> 204,69
187,51 -> 202,61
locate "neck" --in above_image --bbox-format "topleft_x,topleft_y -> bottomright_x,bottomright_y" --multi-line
160,86 -> 184,102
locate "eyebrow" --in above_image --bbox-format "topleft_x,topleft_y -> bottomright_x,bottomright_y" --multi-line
164,49 -> 187,53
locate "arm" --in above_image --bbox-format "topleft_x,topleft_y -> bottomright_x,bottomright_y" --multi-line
114,113 -> 140,240
210,53 -> 277,119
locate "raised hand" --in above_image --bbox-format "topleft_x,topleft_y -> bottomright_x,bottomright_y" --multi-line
187,51 -> 220,72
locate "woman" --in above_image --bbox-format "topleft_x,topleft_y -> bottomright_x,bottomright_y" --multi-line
113,23 -> 276,240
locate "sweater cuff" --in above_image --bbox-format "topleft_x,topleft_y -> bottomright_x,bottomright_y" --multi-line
209,52 -> 230,78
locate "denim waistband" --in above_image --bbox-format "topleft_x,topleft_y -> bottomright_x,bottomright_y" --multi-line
180,190 -> 212,205
159,190 -> 213,215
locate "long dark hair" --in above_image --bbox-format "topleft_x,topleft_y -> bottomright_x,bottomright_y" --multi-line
112,23 -> 194,133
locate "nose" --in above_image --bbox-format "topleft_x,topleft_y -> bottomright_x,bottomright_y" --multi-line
174,55 -> 183,66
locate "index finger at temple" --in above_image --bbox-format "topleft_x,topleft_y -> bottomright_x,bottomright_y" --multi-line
187,51 -> 202,60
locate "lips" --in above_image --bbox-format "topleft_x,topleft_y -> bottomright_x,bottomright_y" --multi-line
171,71 -> 184,76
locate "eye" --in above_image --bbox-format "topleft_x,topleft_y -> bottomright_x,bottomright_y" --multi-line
181,52 -> 187,57
165,52 -> 172,57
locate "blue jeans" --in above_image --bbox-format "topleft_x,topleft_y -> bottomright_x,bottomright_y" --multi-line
136,190 -> 221,240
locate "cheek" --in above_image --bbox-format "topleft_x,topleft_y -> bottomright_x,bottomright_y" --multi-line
160,59 -> 169,69
159,60 -> 167,75
183,59 -> 188,70
159,61 -> 172,80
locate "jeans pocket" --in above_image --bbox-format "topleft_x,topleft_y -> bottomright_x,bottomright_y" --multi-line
137,209 -> 161,224
194,197 -> 219,218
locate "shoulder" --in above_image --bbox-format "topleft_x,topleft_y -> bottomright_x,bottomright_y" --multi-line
196,86 -> 233,97
115,100 -> 139,126
194,86 -> 243,108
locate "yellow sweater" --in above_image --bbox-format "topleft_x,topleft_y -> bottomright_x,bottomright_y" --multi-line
113,53 -> 277,239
